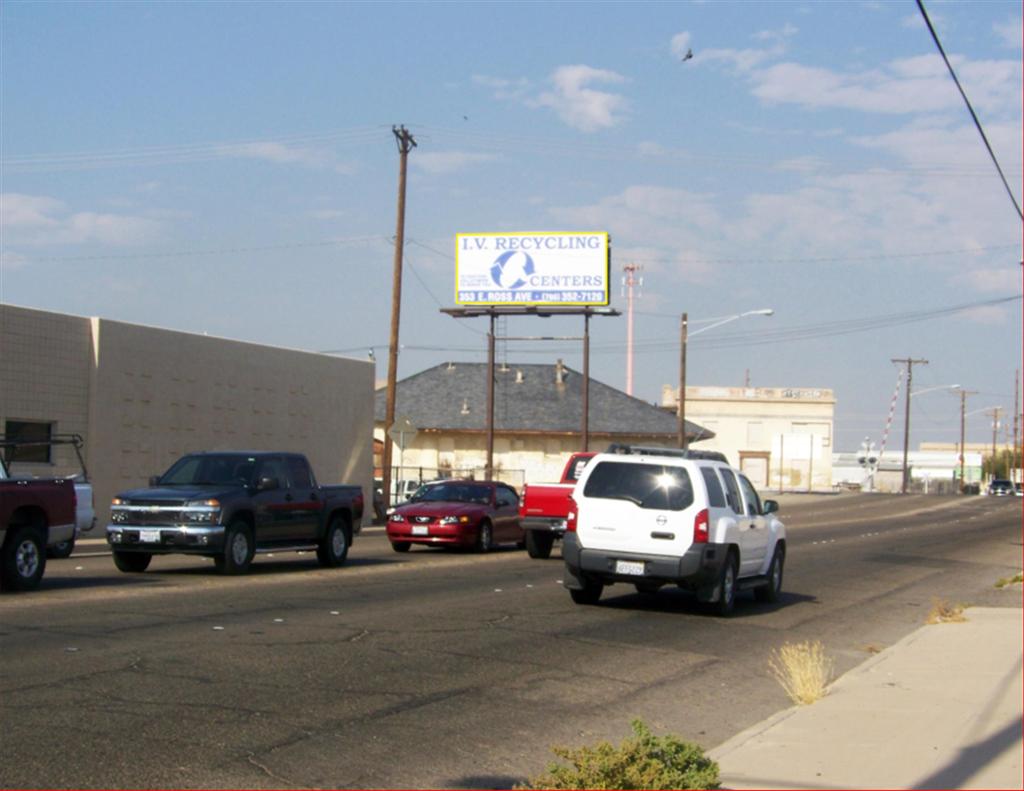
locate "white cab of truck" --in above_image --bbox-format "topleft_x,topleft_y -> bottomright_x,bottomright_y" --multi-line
561,445 -> 786,614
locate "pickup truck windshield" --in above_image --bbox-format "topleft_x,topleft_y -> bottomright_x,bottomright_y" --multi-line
411,483 -> 492,505
159,454 -> 257,487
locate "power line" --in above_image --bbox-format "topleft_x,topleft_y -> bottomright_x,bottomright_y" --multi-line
916,0 -> 1024,222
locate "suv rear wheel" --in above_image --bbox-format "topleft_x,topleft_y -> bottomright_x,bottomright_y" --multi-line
569,575 -> 604,605
712,552 -> 738,616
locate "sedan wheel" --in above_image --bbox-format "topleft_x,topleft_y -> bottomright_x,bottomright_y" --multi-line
476,522 -> 493,553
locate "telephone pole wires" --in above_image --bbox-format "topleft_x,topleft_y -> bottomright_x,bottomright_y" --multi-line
892,357 -> 928,494
383,125 -> 416,512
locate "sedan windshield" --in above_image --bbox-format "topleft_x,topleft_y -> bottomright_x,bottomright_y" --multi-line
410,483 -> 492,505
159,454 -> 256,487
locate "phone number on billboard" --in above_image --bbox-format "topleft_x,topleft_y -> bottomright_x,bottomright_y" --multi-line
458,290 -> 606,303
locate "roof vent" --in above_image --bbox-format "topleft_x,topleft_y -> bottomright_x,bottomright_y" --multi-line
446,362 -> 456,371
555,359 -> 565,385
515,369 -> 524,384
499,362 -> 510,373
460,399 -> 470,415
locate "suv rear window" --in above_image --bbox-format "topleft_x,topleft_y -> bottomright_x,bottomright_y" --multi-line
583,461 -> 694,511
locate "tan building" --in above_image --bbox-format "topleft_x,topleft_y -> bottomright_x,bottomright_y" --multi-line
376,361 -> 711,491
1,304 -> 375,527
661,384 -> 836,492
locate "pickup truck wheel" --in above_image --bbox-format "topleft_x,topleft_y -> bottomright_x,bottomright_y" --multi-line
112,550 -> 151,573
568,576 -> 603,605
712,552 -> 738,616
754,546 -> 785,603
475,521 -> 493,553
390,541 -> 411,553
217,522 -> 254,575
48,537 -> 76,559
1,526 -> 46,591
525,530 -> 554,559
317,515 -> 350,568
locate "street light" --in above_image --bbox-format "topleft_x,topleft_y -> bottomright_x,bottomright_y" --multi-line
910,384 -> 960,397
678,309 -> 775,449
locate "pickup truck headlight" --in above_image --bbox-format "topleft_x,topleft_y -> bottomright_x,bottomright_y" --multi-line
110,498 -> 128,523
185,499 -> 221,522
439,515 -> 470,525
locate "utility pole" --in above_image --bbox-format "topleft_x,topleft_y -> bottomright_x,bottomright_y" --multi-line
382,125 -> 416,512
622,263 -> 642,395
987,406 -> 1003,480
892,357 -> 928,494
678,312 -> 688,449
1013,370 -> 1020,485
958,389 -> 977,493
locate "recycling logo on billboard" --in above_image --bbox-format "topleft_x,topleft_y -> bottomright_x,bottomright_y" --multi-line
490,251 -> 535,290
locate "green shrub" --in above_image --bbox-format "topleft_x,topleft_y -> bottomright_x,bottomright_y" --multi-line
521,719 -> 719,790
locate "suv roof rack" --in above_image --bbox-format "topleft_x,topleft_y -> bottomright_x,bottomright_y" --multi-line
604,443 -> 730,465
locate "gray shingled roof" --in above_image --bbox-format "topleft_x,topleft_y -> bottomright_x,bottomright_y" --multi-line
374,361 -> 711,440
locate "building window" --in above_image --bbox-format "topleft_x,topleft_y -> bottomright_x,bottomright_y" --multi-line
3,420 -> 53,464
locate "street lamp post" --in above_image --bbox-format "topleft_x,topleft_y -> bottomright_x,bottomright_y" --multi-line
678,309 -> 774,449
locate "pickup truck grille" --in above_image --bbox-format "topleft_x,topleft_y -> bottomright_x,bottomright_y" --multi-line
112,504 -> 190,526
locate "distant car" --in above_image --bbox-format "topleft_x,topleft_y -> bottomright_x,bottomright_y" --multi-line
987,479 -> 1014,496
387,479 -> 522,553
1016,483 -> 1023,497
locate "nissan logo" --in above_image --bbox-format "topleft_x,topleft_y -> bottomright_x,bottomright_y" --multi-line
656,515 -> 667,526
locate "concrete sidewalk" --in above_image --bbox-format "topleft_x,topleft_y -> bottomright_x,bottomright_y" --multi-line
710,607 -> 1023,790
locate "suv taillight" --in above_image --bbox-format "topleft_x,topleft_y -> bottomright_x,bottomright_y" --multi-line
693,508 -> 709,544
566,495 -> 578,532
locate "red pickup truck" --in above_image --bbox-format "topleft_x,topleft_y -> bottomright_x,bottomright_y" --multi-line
0,456 -> 76,591
518,451 -> 595,559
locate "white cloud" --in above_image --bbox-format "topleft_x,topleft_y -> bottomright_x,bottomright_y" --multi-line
311,209 -> 346,221
748,55 -> 1021,116
473,74 -> 531,102
225,142 -> 354,174
534,65 -> 629,132
994,17 -> 1023,48
0,192 -> 162,246
670,32 -> 692,60
951,267 -> 1021,295
693,23 -> 796,72
411,151 -> 497,175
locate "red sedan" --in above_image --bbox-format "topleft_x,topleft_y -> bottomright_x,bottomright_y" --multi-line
386,480 -> 523,553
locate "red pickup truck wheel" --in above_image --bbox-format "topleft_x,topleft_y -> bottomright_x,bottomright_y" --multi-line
525,530 -> 554,559
1,526 -> 46,592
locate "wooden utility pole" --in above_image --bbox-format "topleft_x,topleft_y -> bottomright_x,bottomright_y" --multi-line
1013,370 -> 1020,485
958,389 -> 977,493
987,406 -> 1003,478
382,125 -> 416,512
678,312 -> 688,449
892,357 -> 928,494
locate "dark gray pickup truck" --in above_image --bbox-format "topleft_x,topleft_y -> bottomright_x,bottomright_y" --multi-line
106,451 -> 363,575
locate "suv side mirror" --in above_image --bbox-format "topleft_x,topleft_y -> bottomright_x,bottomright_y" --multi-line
762,499 -> 779,515
257,476 -> 279,492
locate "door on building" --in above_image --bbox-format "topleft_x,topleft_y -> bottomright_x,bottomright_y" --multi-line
740,453 -> 770,489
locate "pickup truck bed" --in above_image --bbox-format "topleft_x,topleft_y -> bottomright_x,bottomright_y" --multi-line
519,452 -> 595,559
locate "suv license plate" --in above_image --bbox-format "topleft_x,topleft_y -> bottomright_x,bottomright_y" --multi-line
412,526 -> 429,536
616,560 -> 645,576
139,529 -> 161,543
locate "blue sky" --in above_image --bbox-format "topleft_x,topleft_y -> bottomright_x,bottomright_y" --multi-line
2,0 -> 1021,450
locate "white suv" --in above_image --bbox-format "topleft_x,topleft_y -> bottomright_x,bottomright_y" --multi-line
562,445 -> 785,614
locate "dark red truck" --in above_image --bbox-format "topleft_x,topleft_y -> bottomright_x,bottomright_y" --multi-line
0,455 -> 76,591
518,452 -> 595,559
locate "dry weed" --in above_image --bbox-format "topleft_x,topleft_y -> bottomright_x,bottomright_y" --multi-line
769,640 -> 835,706
926,597 -> 967,624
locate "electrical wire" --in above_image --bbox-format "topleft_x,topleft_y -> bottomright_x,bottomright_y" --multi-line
916,0 -> 1024,221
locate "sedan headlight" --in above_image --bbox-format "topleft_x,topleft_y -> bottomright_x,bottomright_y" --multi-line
389,512 -> 405,522
439,515 -> 470,525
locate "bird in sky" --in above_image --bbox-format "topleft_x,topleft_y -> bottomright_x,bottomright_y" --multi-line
681,48 -> 693,62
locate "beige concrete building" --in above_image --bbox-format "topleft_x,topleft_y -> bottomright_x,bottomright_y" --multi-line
662,384 -> 836,492
1,304 -> 375,526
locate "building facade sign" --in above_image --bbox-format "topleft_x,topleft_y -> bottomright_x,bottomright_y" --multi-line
455,231 -> 610,306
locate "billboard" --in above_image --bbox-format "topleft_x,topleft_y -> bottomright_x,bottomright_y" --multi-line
455,231 -> 610,306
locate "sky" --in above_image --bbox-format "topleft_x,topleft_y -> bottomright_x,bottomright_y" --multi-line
1,0 -> 1022,452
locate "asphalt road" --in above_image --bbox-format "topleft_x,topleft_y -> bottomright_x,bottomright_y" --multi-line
1,494 -> 1020,789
